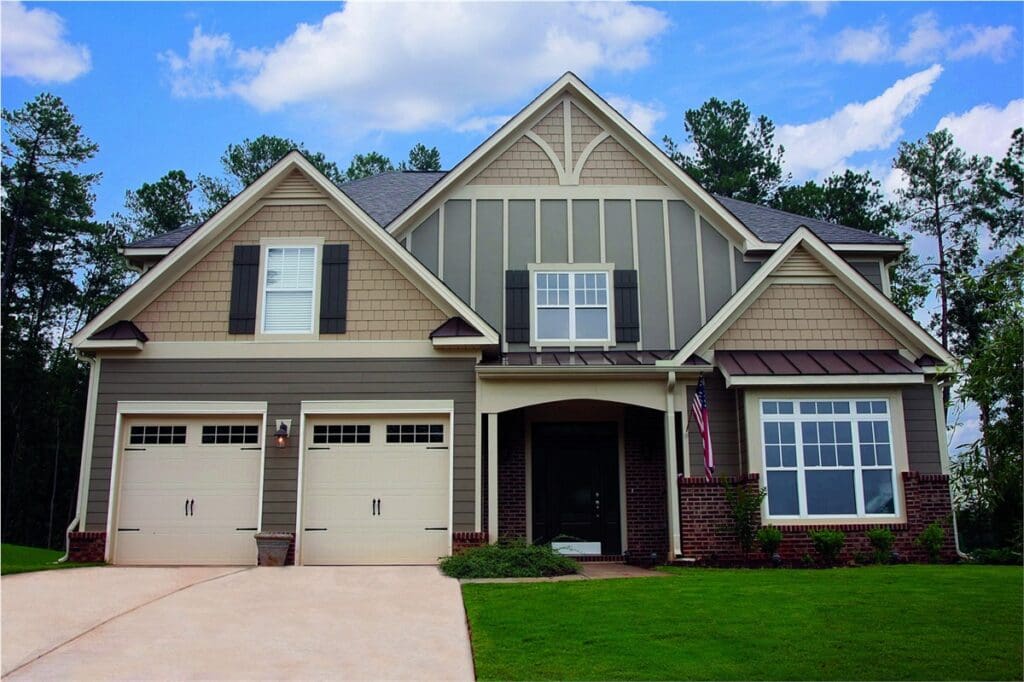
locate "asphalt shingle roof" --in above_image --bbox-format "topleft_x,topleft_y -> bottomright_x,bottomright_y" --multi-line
125,172 -> 901,251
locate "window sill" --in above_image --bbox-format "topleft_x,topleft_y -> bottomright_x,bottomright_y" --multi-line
763,515 -> 906,527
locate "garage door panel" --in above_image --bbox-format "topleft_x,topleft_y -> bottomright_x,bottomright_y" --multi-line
116,530 -> 256,566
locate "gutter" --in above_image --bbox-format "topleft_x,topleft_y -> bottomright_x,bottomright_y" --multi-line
59,353 -> 100,563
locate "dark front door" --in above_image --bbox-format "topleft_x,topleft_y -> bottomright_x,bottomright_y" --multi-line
531,422 -> 621,554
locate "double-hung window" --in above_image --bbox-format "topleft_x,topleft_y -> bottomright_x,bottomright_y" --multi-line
263,246 -> 316,333
534,271 -> 611,344
761,398 -> 897,519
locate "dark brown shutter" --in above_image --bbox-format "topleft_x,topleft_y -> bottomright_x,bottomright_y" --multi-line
614,269 -> 640,343
319,244 -> 350,334
228,245 -> 260,334
505,270 -> 530,343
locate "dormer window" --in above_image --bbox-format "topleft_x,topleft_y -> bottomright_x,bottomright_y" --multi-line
531,269 -> 612,345
262,245 -> 317,333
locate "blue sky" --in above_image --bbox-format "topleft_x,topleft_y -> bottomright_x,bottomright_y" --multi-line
3,1 -> 1022,446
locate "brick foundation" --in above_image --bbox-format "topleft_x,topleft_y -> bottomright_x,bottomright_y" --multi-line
452,531 -> 489,554
498,410 -> 527,540
624,407 -> 669,559
68,531 -> 106,563
679,471 -> 956,564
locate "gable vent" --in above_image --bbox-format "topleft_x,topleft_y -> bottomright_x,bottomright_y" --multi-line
268,169 -> 323,201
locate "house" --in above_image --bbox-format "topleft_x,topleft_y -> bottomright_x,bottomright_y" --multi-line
66,73 -> 957,566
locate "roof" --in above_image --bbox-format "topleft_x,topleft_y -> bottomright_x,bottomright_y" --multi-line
714,195 -> 902,246
429,316 -> 486,339
125,223 -> 204,249
481,349 -> 679,367
716,349 -> 922,377
88,320 -> 149,342
340,171 -> 447,227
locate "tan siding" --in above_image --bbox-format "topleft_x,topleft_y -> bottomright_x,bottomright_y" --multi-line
267,169 -> 324,200
133,205 -> 447,341
578,137 -> 663,186
714,283 -> 899,351
570,103 -> 604,160
531,105 -> 565,170
774,245 -> 831,277
468,136 -> 560,185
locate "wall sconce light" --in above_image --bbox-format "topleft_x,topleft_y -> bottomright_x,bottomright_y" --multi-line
274,419 -> 291,449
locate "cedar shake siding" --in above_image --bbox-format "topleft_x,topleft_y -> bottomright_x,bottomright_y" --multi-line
578,136 -> 664,185
85,357 -> 477,533
468,137 -> 561,185
133,204 -> 447,342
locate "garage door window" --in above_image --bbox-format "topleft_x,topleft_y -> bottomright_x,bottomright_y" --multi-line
313,424 -> 370,444
386,424 -> 444,444
129,425 -> 186,445
201,425 -> 259,445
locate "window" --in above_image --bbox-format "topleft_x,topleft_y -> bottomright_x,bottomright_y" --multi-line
386,424 -> 444,444
760,399 -> 897,519
313,424 -> 370,444
201,425 -> 259,445
263,246 -> 316,333
534,271 -> 611,343
129,425 -> 186,445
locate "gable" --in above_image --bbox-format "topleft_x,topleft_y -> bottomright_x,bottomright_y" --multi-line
468,136 -> 560,185
267,168 -> 325,200
133,204 -> 448,342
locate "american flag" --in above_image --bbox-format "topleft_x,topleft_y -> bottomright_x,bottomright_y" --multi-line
691,375 -> 714,481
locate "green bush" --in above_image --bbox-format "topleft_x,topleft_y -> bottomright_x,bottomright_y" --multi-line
439,540 -> 579,579
971,547 -> 1024,565
809,530 -> 846,565
756,526 -> 783,558
866,528 -> 895,564
723,484 -> 767,558
915,522 -> 947,563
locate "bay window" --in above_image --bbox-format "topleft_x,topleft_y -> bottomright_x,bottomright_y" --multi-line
761,398 -> 897,519
533,270 -> 611,344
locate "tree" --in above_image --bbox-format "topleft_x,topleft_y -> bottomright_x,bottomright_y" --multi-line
663,97 -> 787,203
117,170 -> 198,240
346,151 -> 395,181
198,135 -> 344,217
988,127 -> 1023,245
399,143 -> 442,171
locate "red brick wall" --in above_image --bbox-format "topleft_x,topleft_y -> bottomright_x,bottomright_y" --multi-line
453,531 -> 489,554
624,407 -> 669,558
498,410 -> 527,539
68,531 -> 106,563
679,472 -> 956,563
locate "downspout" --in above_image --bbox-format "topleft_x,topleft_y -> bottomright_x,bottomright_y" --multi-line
59,352 -> 100,563
934,377 -> 970,561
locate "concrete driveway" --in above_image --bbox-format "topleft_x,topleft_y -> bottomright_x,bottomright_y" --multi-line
2,566 -> 475,680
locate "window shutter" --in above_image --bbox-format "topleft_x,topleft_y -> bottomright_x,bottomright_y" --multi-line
319,244 -> 350,333
505,270 -> 530,343
614,269 -> 640,343
228,245 -> 260,334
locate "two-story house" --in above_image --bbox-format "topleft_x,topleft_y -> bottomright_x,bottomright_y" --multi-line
67,73 -> 957,566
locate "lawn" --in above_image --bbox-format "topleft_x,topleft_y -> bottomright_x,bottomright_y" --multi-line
0,543 -> 102,576
462,565 -> 1023,681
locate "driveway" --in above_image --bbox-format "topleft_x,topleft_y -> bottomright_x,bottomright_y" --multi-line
2,566 -> 475,680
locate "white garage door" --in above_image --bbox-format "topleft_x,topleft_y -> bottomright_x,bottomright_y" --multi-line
114,416 -> 262,565
301,415 -> 450,565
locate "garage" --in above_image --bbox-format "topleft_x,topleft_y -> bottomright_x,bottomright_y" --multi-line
113,415 -> 263,565
300,413 -> 450,565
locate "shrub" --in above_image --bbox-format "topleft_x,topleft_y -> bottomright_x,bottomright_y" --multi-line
971,547 -> 1024,565
756,526 -> 783,558
723,483 -> 767,558
866,527 -> 895,564
809,530 -> 845,565
915,522 -> 946,563
439,540 -> 579,579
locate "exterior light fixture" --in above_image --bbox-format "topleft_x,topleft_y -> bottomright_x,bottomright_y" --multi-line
274,420 -> 291,449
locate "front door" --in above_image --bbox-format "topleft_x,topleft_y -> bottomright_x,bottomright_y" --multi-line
531,422 -> 621,554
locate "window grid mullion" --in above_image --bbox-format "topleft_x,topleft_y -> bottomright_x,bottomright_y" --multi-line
851,408 -> 866,515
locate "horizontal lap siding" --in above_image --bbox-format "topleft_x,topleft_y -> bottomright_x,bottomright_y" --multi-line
902,385 -> 943,474
686,372 -> 742,477
87,357 -> 478,533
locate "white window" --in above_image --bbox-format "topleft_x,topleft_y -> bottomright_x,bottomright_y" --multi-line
760,399 -> 897,519
262,246 -> 316,333
534,271 -> 611,344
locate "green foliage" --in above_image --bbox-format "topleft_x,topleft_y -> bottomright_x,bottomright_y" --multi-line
916,522 -> 947,563
400,143 -> 442,171
663,97 -> 787,203
115,169 -> 198,240
988,127 -> 1023,245
439,540 -> 579,579
970,547 -> 1023,565
346,151 -> 395,181
866,527 -> 895,564
755,525 -> 782,557
809,530 -> 845,565
722,484 -> 767,557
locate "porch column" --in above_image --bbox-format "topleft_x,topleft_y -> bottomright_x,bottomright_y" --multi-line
665,372 -> 682,558
487,412 -> 499,543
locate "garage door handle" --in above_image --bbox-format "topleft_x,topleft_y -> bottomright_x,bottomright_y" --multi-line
189,499 -> 195,517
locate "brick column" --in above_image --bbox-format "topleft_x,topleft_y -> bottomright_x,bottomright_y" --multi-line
498,409 -> 527,540
624,407 -> 668,558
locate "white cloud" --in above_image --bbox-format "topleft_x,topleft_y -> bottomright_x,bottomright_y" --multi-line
159,26 -> 247,98
833,25 -> 891,64
894,13 -> 949,64
1,1 -> 91,83
777,65 -> 943,179
159,2 -> 669,134
454,114 -> 511,134
805,2 -> 834,19
947,24 -> 1017,62
606,95 -> 665,137
936,99 -> 1024,159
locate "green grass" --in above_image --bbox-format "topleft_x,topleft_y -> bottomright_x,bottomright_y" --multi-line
1,543 -> 102,576
462,565 -> 1023,681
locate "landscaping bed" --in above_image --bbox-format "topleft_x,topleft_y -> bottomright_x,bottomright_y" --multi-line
440,541 -> 579,579
462,565 -> 1023,680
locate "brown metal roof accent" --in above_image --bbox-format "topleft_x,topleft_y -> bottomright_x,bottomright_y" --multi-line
716,349 -> 922,376
480,349 -> 680,367
429,316 -> 485,339
88,320 -> 149,342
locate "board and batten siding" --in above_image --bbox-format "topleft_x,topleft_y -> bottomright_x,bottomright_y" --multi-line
86,357 -> 478,534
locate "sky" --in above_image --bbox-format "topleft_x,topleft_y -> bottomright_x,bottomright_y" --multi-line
2,0 -> 1022,446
